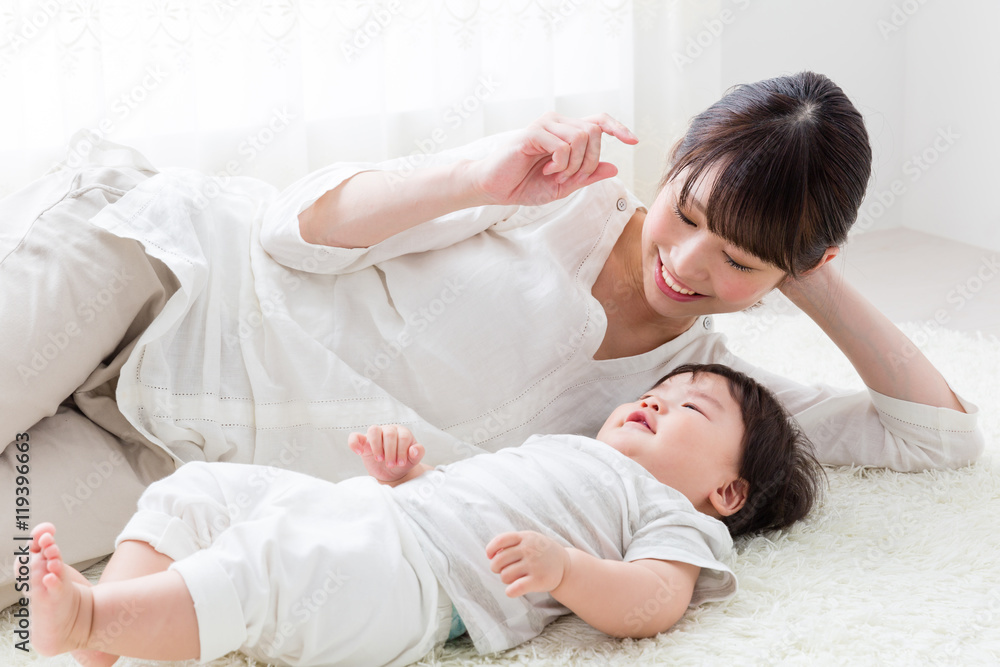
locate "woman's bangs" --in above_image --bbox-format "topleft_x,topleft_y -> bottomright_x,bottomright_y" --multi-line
675,150 -> 805,275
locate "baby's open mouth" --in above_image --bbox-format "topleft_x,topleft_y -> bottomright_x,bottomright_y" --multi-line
626,411 -> 654,433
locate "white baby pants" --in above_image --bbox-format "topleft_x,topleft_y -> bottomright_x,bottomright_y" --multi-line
115,461 -> 451,666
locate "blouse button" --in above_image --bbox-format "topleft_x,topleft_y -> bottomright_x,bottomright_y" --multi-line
616,198 -> 627,211
703,317 -> 712,330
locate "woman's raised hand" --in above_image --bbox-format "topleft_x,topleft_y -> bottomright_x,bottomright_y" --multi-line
469,112 -> 638,207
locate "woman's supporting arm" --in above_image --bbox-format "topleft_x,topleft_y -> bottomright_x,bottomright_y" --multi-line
780,261 -> 966,412
298,112 -> 637,249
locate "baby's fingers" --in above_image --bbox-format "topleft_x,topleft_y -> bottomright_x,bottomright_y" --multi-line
348,432 -> 369,457
486,532 -> 523,560
365,425 -> 386,462
381,426 -> 401,466
505,574 -> 536,598
406,442 -> 425,467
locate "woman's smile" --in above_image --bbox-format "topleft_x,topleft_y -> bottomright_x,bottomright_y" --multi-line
654,254 -> 708,302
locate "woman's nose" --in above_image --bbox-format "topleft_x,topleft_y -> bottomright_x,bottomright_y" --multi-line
671,235 -> 709,284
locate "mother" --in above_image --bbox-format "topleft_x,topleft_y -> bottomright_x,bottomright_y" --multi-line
0,72 -> 982,607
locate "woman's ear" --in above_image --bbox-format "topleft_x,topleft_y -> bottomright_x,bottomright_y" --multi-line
776,245 -> 840,290
803,246 -> 840,276
709,478 -> 749,517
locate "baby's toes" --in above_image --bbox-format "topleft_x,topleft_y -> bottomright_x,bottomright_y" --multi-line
45,548 -> 65,576
30,553 -> 52,590
29,523 -> 56,551
43,542 -> 62,562
38,532 -> 56,552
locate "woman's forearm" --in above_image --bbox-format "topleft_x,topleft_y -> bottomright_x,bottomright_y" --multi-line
781,264 -> 966,412
298,160 -> 487,249
298,113 -> 637,249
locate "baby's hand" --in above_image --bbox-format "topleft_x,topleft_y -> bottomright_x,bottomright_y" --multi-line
349,425 -> 425,484
486,531 -> 569,598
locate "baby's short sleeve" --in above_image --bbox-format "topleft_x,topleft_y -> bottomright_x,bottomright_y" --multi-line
625,501 -> 736,606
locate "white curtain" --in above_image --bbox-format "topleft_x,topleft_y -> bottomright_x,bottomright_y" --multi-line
1,0 -> 722,204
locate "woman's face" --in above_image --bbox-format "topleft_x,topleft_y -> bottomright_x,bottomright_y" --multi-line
639,165 -> 787,319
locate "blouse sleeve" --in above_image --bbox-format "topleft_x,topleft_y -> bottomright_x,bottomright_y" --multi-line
259,130 -> 522,274
713,337 -> 986,472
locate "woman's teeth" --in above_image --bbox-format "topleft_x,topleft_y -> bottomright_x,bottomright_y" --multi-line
661,265 -> 697,295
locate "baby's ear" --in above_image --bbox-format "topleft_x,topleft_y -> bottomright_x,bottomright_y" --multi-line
710,478 -> 748,517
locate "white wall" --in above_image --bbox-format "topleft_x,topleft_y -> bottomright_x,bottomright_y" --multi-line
901,0 -> 1000,252
717,0 -> 908,236
682,0 -> 998,251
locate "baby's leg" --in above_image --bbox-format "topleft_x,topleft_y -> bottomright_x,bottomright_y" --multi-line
71,539 -> 177,667
29,523 -> 200,661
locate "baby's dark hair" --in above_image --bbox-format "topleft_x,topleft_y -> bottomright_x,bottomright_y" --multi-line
655,363 -> 825,537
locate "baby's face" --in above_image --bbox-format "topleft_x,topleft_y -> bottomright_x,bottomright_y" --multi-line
596,371 -> 745,513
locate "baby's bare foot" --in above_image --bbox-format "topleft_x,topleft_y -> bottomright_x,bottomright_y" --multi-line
28,523 -> 95,656
28,546 -> 119,666
48,558 -> 120,666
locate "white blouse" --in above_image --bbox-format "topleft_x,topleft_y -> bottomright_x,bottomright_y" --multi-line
90,132 -> 982,482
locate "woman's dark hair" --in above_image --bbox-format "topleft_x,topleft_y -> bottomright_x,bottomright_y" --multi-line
660,71 -> 872,276
655,363 -> 825,537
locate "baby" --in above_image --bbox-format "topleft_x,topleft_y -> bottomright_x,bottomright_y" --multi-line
28,363 -> 823,667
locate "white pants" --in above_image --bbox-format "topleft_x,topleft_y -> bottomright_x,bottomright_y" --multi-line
115,461 -> 451,666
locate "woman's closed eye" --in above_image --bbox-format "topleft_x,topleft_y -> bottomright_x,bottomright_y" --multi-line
675,202 -> 754,273
673,203 -> 696,227
724,255 -> 753,273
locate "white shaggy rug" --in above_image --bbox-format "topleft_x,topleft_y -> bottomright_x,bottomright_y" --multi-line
5,303 -> 999,666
